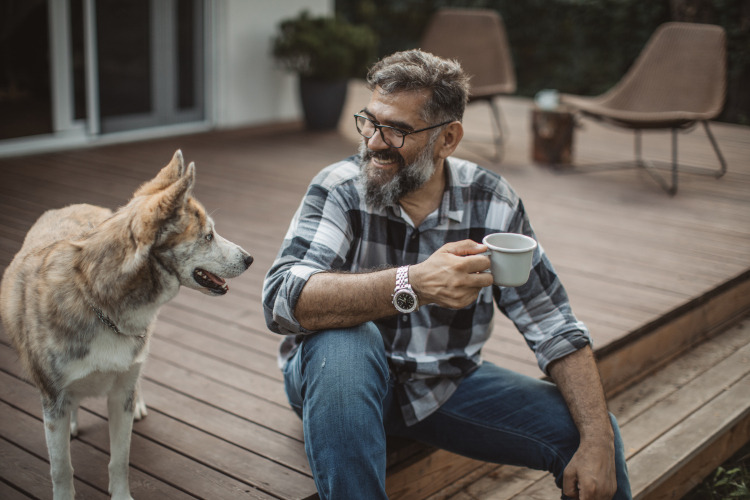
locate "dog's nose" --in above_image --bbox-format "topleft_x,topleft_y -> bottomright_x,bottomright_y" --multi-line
244,255 -> 254,268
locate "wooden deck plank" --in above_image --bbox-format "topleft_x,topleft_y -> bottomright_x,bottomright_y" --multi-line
628,371 -> 750,498
148,337 -> 287,404
0,400 -> 199,500
152,320 -> 281,381
141,356 -> 303,440
453,465 -> 545,500
0,437 -> 109,500
618,336 -> 750,460
0,481 -> 35,500
642,412 -> 750,499
609,320 -> 750,426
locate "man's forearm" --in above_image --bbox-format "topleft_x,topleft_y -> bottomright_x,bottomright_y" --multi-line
295,268 -> 399,331
548,346 -> 613,443
293,240 -> 493,332
549,345 -> 618,499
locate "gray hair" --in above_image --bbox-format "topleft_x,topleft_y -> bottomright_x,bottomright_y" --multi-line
366,49 -> 470,124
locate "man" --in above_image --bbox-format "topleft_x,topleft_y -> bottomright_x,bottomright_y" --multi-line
263,50 -> 631,500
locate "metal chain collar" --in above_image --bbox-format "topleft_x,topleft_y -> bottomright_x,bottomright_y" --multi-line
91,304 -> 145,338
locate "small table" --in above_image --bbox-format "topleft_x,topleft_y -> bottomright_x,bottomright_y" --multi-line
531,106 -> 575,165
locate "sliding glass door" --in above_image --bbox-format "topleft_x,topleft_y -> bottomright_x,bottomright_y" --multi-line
94,0 -> 204,133
0,0 -> 206,148
0,0 -> 53,141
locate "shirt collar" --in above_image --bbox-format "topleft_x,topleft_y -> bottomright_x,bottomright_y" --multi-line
441,158 -> 465,224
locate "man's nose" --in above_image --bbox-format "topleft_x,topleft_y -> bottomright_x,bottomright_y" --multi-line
367,130 -> 390,150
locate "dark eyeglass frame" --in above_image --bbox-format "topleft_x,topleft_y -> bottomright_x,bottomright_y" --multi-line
354,111 -> 452,149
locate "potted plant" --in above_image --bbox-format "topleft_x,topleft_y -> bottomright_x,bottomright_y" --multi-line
273,11 -> 377,130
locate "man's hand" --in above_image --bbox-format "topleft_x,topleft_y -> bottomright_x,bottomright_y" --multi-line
562,437 -> 617,500
410,240 -> 493,309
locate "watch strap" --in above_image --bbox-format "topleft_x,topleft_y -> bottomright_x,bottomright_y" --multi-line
395,265 -> 410,289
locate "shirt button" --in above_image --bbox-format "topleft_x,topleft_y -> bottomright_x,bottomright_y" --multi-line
402,315 -> 409,322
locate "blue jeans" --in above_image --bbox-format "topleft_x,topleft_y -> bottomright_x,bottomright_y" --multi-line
283,322 -> 632,500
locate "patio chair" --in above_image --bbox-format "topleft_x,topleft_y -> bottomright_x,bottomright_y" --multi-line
420,8 -> 516,161
561,22 -> 728,195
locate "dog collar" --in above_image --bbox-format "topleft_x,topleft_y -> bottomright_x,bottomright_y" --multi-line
91,304 -> 146,338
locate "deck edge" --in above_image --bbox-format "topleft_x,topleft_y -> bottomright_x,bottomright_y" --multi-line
596,268 -> 750,397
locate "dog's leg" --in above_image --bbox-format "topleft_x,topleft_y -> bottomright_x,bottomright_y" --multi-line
107,366 -> 141,500
42,396 -> 75,500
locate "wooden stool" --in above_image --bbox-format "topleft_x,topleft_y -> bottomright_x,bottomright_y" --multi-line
531,107 -> 574,165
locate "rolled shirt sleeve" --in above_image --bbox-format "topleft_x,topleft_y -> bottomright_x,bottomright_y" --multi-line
262,163 -> 357,335
494,199 -> 593,374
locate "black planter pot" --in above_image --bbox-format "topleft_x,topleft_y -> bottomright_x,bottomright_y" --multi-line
299,77 -> 348,131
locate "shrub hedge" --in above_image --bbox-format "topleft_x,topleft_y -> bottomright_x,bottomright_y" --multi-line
336,0 -> 750,125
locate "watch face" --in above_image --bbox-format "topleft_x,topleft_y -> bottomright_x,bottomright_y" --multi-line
396,292 -> 415,311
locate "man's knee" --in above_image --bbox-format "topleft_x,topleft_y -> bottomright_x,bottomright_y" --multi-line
300,322 -> 389,399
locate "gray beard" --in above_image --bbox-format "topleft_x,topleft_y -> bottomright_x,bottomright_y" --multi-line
357,135 -> 438,210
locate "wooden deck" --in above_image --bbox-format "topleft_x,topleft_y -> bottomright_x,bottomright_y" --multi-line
1,80 -> 749,499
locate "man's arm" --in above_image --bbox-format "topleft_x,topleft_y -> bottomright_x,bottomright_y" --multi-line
295,240 -> 493,331
548,346 -> 617,500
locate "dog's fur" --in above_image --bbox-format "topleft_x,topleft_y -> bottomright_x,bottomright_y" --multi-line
0,151 -> 252,500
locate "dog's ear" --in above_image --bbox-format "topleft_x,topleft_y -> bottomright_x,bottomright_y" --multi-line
133,150 -> 186,197
131,162 -> 196,247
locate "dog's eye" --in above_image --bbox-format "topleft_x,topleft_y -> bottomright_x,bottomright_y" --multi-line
206,233 -> 213,242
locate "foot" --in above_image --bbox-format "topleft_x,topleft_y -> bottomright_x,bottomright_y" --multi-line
70,407 -> 79,437
51,484 -> 75,500
109,480 -> 134,500
133,394 -> 148,421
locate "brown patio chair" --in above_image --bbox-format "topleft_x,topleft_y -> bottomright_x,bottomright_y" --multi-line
561,22 -> 728,195
420,8 -> 516,161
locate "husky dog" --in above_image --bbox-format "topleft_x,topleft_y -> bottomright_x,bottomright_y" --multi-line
0,151 -> 252,500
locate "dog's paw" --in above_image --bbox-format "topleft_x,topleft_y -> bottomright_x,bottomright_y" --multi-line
70,408 -> 78,437
133,395 -> 148,421
109,480 -> 134,500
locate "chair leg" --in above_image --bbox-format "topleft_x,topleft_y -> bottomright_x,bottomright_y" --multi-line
672,127 -> 679,195
488,98 -> 507,162
703,120 -> 728,178
634,129 -> 642,164
633,122 -> 727,196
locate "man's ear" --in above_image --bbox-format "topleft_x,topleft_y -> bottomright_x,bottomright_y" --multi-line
133,150 -> 186,197
131,162 -> 196,247
436,122 -> 464,160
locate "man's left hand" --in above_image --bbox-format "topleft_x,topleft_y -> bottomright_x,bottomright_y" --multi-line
562,437 -> 617,500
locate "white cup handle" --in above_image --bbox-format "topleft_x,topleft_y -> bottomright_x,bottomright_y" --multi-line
477,249 -> 492,272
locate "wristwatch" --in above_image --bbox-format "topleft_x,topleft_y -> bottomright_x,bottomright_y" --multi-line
392,266 -> 419,313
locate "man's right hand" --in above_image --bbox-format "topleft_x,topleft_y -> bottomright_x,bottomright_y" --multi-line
410,240 -> 494,309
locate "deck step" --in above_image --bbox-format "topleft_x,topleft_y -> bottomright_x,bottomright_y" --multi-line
422,315 -> 750,500
383,270 -> 750,500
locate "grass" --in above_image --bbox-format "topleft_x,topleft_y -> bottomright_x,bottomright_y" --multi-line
682,441 -> 750,499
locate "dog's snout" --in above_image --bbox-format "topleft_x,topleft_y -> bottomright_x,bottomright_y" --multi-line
244,254 -> 254,268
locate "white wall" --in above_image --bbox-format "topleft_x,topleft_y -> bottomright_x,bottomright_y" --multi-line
212,0 -> 332,128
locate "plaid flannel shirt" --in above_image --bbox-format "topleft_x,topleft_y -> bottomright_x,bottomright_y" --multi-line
262,156 -> 592,425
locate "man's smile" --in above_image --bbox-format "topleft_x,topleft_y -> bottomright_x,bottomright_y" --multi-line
372,157 -> 399,169
367,146 -> 404,170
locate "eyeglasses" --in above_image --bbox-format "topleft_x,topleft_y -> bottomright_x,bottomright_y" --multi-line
354,111 -> 452,149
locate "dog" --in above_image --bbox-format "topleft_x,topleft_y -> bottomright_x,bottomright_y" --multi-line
0,150 -> 252,500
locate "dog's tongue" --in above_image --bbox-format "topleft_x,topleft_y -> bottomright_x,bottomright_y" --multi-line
203,270 -> 226,285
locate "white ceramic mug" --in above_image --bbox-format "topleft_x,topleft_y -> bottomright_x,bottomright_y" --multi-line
480,233 -> 538,287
